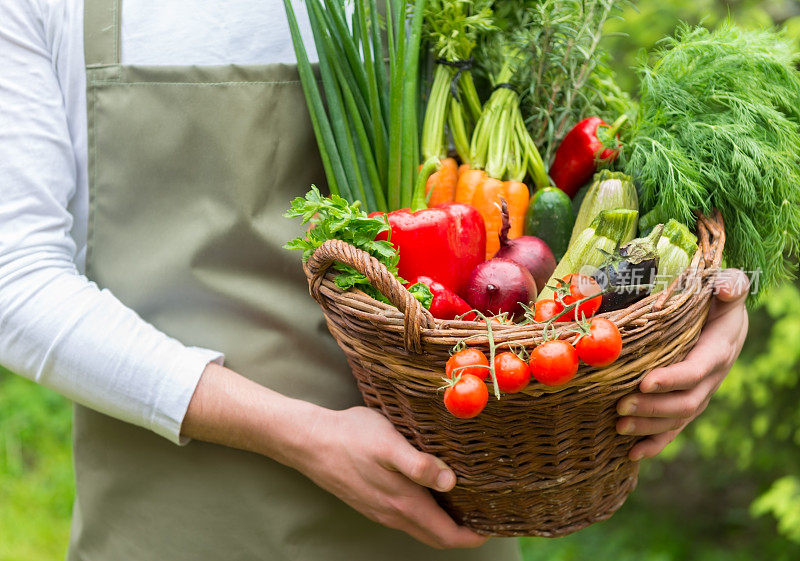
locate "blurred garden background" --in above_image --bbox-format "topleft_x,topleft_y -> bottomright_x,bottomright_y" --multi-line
2,1 -> 800,559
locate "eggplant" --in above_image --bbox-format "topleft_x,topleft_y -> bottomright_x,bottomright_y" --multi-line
590,225 -> 664,313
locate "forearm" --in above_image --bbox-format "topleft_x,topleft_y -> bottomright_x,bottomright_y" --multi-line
181,362 -> 325,466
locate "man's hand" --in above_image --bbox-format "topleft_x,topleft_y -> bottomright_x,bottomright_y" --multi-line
291,406 -> 488,550
616,268 -> 750,461
182,365 -> 486,550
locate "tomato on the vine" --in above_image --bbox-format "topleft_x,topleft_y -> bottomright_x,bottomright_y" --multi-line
533,299 -> 569,323
446,348 -> 490,380
530,340 -> 579,386
493,352 -> 531,393
575,318 -> 622,367
561,274 -> 602,320
443,374 -> 488,418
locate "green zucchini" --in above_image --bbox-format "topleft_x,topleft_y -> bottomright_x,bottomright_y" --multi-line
538,208 -> 639,301
569,170 -> 638,247
525,187 -> 574,261
653,219 -> 699,292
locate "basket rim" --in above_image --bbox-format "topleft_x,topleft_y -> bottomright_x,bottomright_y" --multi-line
305,210 -> 725,345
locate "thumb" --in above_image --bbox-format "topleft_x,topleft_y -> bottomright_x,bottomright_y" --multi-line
389,445 -> 457,492
708,268 -> 749,320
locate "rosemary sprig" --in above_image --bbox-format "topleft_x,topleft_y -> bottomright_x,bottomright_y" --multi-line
510,0 -> 633,164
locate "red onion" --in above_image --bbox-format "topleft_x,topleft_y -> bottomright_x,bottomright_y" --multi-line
465,258 -> 538,319
495,236 -> 556,293
494,198 -> 556,292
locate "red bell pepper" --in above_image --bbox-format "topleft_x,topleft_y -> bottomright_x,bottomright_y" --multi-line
549,115 -> 627,198
406,276 -> 476,321
374,203 -> 486,298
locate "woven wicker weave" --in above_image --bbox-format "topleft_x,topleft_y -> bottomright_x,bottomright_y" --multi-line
303,211 -> 725,537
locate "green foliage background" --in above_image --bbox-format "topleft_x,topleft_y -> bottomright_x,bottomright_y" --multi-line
1,1 -> 800,559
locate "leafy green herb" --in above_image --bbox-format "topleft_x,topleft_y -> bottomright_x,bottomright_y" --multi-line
285,187 -> 432,309
624,23 -> 800,302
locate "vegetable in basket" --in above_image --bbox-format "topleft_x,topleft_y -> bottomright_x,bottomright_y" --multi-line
443,373 -> 488,419
493,352 -> 531,393
590,225 -> 664,313
284,187 -> 433,308
570,170 -> 638,247
574,317 -> 622,368
454,44 -> 548,258
421,0 -> 493,174
538,208 -> 638,301
407,276 -> 476,321
549,116 -> 626,199
446,348 -> 489,380
624,23 -> 800,303
524,186 -> 574,261
463,177 -> 530,259
529,340 -> 578,387
283,0 -> 429,213
465,258 -> 537,320
494,198 -> 556,293
509,0 -> 632,164
373,161 -> 486,297
653,219 -> 699,293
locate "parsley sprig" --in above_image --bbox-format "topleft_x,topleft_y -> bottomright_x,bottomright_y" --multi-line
285,187 -> 432,309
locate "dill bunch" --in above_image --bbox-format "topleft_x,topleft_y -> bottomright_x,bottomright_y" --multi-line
624,23 -> 800,303
517,0 -> 633,163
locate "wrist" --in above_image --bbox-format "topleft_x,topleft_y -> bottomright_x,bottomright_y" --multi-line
182,362 -> 332,469
250,395 -> 333,470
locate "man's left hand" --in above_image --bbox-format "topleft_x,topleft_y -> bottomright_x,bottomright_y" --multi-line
615,268 -> 750,461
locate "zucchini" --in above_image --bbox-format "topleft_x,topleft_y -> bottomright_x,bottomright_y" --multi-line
525,187 -> 574,261
569,170 -> 638,247
653,219 -> 699,292
538,208 -> 639,301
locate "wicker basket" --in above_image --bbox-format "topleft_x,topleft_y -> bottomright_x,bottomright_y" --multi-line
303,211 -> 725,537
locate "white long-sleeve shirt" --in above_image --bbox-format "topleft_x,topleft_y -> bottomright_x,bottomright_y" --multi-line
0,0 -> 316,444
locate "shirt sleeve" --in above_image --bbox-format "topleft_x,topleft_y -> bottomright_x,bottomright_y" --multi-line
0,0 -> 223,445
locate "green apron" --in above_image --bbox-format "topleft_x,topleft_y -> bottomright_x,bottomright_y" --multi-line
70,1 -> 521,559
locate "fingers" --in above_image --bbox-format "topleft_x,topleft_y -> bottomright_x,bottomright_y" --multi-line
628,429 -> 682,461
639,333 -> 730,393
617,385 -> 713,420
708,268 -> 750,319
386,446 -> 457,493
386,488 -> 488,549
639,269 -> 749,395
617,415 -> 686,436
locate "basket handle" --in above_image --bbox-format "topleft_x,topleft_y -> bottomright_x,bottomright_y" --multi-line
304,239 -> 435,354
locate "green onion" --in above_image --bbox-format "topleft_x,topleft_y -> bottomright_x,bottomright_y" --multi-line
282,0 -> 428,213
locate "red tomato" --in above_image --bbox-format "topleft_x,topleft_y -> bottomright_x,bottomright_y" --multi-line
561,274 -> 602,320
575,318 -> 622,367
493,352 -> 531,393
530,340 -> 579,386
443,374 -> 489,418
446,348 -> 490,380
533,299 -> 569,322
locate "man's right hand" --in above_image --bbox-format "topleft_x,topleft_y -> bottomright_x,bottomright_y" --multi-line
182,364 -> 487,550
290,406 -> 488,550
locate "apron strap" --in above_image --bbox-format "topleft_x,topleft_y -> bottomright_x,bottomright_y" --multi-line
84,0 -> 122,67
